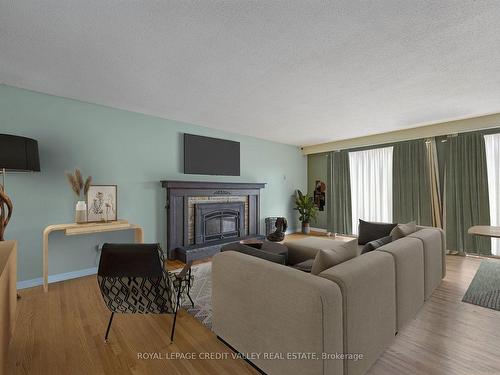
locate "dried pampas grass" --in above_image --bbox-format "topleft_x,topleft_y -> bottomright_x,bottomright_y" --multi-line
75,169 -> 84,191
66,169 -> 92,198
66,172 -> 80,197
84,176 -> 92,195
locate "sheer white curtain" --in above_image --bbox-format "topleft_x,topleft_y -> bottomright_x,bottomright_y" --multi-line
349,146 -> 393,234
484,134 -> 500,255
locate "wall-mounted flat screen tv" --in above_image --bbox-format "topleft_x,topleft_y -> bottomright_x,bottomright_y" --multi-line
184,134 -> 240,176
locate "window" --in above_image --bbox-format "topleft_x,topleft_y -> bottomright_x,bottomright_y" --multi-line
484,133 -> 500,255
349,146 -> 393,234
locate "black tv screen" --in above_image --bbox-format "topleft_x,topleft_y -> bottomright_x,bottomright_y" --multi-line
184,134 -> 240,176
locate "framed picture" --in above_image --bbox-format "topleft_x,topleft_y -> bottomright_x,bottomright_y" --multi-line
86,185 -> 117,222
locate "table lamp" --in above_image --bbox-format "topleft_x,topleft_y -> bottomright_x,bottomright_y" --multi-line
0,134 -> 40,240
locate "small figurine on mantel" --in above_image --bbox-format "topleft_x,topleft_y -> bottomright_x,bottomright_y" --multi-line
267,217 -> 288,242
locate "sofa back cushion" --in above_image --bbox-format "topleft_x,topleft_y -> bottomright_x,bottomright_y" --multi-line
390,221 -> 417,240
311,239 -> 357,275
358,219 -> 397,245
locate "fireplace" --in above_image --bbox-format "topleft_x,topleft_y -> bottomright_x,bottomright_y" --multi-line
161,181 -> 265,261
195,202 -> 245,244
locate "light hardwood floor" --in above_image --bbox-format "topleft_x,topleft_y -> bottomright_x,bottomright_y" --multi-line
7,238 -> 500,374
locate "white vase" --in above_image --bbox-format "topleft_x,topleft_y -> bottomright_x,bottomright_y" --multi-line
75,200 -> 87,223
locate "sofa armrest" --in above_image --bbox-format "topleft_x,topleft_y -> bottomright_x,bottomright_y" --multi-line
221,243 -> 286,264
212,251 -> 344,375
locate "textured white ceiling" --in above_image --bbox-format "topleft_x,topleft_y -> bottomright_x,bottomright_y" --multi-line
1,1 -> 500,146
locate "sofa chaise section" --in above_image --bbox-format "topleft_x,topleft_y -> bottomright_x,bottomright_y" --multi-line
212,251 -> 344,375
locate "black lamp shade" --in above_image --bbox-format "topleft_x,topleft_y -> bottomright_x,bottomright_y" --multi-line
0,134 -> 40,172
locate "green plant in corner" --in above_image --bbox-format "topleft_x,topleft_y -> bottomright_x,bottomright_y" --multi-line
294,189 -> 318,234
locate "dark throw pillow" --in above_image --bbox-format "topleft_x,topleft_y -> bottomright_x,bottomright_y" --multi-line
292,258 -> 314,273
357,219 -> 398,245
361,235 -> 393,254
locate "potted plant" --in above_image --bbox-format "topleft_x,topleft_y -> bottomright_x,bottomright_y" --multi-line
294,189 -> 318,234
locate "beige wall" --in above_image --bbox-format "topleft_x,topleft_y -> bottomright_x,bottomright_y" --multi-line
302,113 -> 500,155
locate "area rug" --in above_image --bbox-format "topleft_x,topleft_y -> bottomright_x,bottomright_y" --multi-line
462,259 -> 500,311
181,262 -> 213,329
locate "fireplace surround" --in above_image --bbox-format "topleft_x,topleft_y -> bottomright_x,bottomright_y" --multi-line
161,181 -> 265,261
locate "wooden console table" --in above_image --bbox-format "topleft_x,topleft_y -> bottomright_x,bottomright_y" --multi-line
43,220 -> 144,292
0,240 -> 16,375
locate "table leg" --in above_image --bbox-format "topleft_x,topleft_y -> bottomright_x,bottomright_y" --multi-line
134,227 -> 144,243
43,231 -> 49,292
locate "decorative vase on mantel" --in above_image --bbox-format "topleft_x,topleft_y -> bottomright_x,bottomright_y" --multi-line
75,200 -> 87,224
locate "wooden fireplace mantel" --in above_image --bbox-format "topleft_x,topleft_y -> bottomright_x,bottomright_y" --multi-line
161,181 -> 266,190
161,180 -> 266,260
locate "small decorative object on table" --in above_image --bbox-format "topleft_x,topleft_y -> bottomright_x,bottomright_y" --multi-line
294,190 -> 318,234
65,169 -> 92,224
267,217 -> 288,242
87,185 -> 117,222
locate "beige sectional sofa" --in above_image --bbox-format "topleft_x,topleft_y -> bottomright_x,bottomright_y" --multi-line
212,226 -> 445,375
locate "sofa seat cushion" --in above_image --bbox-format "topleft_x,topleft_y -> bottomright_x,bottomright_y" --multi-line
390,221 -> 418,240
285,236 -> 357,266
358,220 -> 398,245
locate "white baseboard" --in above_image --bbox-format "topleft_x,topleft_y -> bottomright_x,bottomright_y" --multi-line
17,267 -> 98,290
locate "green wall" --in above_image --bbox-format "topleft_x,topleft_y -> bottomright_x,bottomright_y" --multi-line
0,85 -> 306,283
307,152 -> 328,229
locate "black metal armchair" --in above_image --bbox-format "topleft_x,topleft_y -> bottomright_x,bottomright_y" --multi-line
97,243 -> 193,343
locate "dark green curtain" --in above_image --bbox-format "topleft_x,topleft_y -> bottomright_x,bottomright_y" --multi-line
445,133 -> 491,255
327,151 -> 352,235
393,140 -> 432,226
